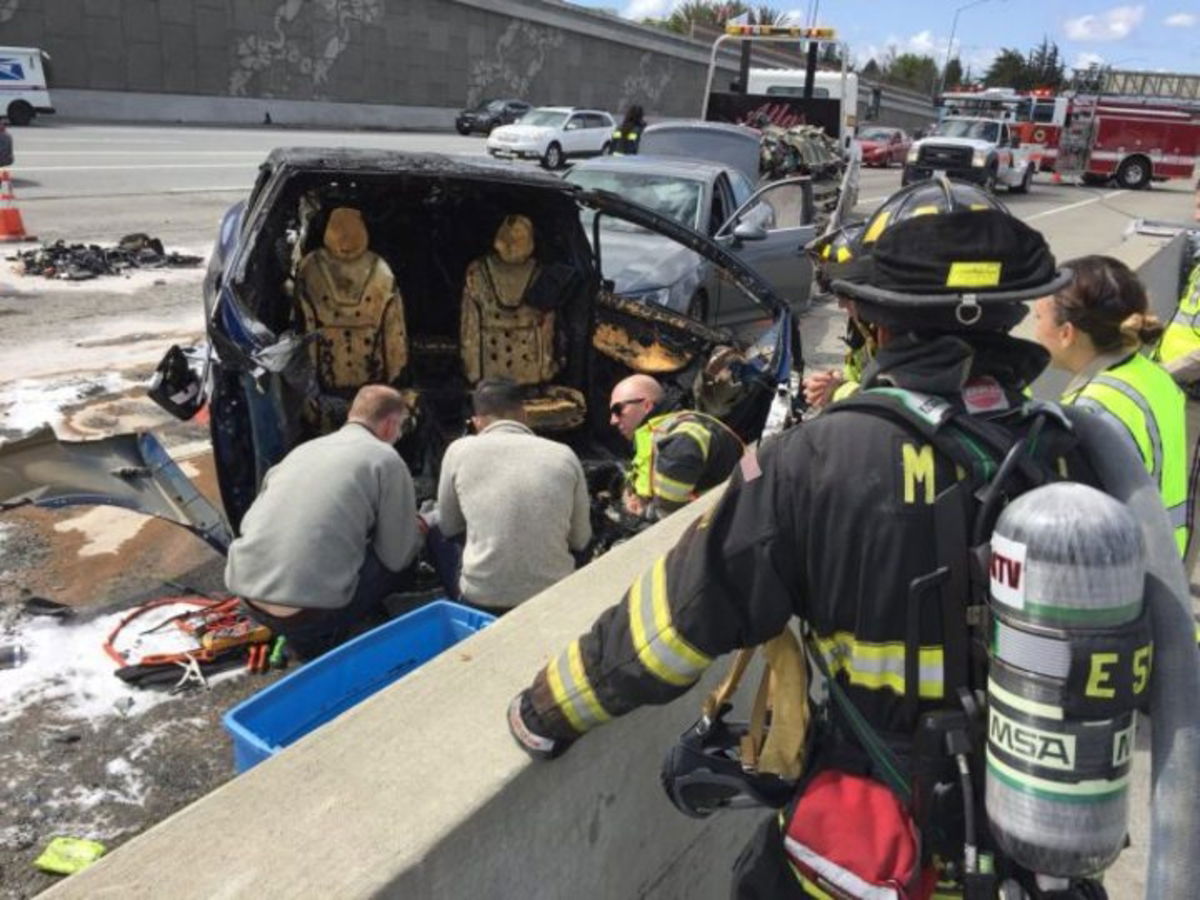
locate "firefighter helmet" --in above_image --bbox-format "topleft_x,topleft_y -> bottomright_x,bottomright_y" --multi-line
830,175 -> 1072,331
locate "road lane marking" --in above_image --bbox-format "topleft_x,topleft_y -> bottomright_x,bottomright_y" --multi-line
1021,190 -> 1126,222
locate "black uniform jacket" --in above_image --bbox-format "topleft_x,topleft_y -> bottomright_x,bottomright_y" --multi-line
525,333 -> 1092,741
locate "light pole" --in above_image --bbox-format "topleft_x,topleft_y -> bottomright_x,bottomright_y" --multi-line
938,0 -> 999,96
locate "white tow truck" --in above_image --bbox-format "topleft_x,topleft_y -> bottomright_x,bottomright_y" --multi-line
902,116 -> 1036,194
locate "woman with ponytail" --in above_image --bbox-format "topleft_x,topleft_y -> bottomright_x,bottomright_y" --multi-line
1033,254 -> 1189,554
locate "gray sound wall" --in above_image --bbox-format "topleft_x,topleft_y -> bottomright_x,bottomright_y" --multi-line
2,0 -> 739,123
3,1 -> 930,130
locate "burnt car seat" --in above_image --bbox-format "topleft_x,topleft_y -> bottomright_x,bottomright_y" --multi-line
295,207 -> 409,396
460,214 -> 585,431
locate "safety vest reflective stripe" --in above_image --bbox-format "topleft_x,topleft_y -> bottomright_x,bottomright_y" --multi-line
627,557 -> 711,687
545,638 -> 611,733
1089,374 -> 1164,478
815,632 -> 945,699
651,470 -> 695,504
1158,264 -> 1200,364
1072,353 -> 1188,555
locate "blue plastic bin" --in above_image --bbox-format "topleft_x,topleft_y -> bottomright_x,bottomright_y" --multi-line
223,599 -> 495,772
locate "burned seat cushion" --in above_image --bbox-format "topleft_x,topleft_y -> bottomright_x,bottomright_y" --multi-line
295,207 -> 408,392
459,256 -> 558,385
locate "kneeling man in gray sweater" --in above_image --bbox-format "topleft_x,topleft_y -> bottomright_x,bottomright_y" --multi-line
225,385 -> 421,659
437,378 -> 592,612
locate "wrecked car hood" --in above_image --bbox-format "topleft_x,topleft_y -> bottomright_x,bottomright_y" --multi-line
0,426 -> 231,553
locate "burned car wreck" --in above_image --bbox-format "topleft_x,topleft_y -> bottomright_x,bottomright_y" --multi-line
1,149 -> 800,556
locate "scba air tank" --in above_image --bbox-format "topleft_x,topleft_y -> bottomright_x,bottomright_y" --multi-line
985,482 -> 1151,878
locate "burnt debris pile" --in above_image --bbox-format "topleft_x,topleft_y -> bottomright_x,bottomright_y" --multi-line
8,234 -> 204,280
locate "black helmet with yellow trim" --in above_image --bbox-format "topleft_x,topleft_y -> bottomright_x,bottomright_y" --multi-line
831,175 -> 1072,332
808,221 -> 867,292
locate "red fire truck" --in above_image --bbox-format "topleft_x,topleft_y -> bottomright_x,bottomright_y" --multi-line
1055,69 -> 1200,189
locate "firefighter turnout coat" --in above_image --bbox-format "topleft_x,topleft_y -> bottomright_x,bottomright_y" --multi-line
523,333 -> 1095,743
629,410 -> 744,517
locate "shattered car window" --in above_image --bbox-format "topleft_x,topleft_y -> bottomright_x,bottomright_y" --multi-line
567,170 -> 705,232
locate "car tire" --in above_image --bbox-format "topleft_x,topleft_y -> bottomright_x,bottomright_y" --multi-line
7,101 -> 33,126
982,166 -> 998,194
1116,156 -> 1151,190
455,122 -> 471,136
601,141 -> 611,156
1010,165 -> 1033,194
541,142 -> 563,170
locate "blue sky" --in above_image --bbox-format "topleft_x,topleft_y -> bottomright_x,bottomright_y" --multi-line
567,2 -> 1200,77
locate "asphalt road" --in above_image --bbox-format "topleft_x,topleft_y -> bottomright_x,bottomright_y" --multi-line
9,122 -> 1196,255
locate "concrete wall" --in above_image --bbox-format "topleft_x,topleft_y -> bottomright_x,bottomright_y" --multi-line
4,0 -> 737,121
3,1 -> 932,130
44,488 -> 765,899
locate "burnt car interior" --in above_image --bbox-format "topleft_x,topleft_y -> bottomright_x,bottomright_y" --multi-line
212,162 -> 785,540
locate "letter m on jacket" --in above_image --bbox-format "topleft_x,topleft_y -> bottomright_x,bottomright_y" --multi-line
901,442 -> 936,505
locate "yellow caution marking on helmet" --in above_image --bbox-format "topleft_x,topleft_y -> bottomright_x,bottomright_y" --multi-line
628,557 -> 711,687
821,244 -> 832,259
863,210 -> 891,243
970,203 -> 989,210
836,245 -> 852,262
946,261 -> 1002,288
910,204 -> 939,217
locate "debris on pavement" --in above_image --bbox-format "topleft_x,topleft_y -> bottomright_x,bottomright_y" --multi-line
8,234 -> 204,281
33,836 -> 107,876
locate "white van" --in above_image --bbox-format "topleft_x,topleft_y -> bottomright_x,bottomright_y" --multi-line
745,68 -> 859,149
0,47 -> 54,125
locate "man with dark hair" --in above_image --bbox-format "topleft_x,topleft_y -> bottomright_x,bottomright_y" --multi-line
226,384 -> 421,660
436,377 -> 591,612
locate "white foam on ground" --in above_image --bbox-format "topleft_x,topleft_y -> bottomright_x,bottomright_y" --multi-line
0,371 -> 135,435
0,602 -> 243,725
52,507 -> 151,558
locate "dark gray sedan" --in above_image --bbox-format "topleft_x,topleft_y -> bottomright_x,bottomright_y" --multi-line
565,155 -> 815,326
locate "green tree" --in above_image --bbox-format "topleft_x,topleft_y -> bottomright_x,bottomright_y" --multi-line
886,53 -> 939,94
943,57 -> 964,89
860,58 -> 881,80
984,48 -> 1027,88
656,1 -> 787,34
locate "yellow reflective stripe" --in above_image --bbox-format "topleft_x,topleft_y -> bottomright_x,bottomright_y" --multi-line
545,645 -> 586,733
668,421 -> 713,455
863,210 -> 890,243
567,640 -> 610,728
910,204 -> 939,216
652,470 -> 695,503
545,639 -> 612,733
835,245 -> 851,262
816,632 -> 944,699
628,558 -> 711,686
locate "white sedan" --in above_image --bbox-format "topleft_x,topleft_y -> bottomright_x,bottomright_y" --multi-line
486,107 -> 615,169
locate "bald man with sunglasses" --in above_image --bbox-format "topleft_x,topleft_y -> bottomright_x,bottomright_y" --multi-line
608,374 -> 744,520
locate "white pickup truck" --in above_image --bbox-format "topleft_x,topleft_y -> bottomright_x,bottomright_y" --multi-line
902,117 -> 1036,194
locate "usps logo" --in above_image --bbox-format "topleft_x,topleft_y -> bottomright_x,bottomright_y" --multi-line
0,58 -> 26,82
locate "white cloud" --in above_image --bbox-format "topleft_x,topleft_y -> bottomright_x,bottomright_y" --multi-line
1164,12 -> 1197,27
1063,5 -> 1145,41
907,29 -> 937,55
1070,50 -> 1106,72
621,0 -> 673,19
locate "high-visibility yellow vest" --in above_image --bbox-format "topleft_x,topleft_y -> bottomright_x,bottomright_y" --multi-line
1156,262 -> 1200,365
1064,352 -> 1188,554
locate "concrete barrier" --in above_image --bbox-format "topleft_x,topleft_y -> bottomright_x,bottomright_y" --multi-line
48,229 -> 1187,900
46,488 -> 764,899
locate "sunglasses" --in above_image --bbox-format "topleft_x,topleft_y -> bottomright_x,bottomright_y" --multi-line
610,398 -> 646,417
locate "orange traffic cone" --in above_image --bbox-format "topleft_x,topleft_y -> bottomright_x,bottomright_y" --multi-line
0,170 -> 33,242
